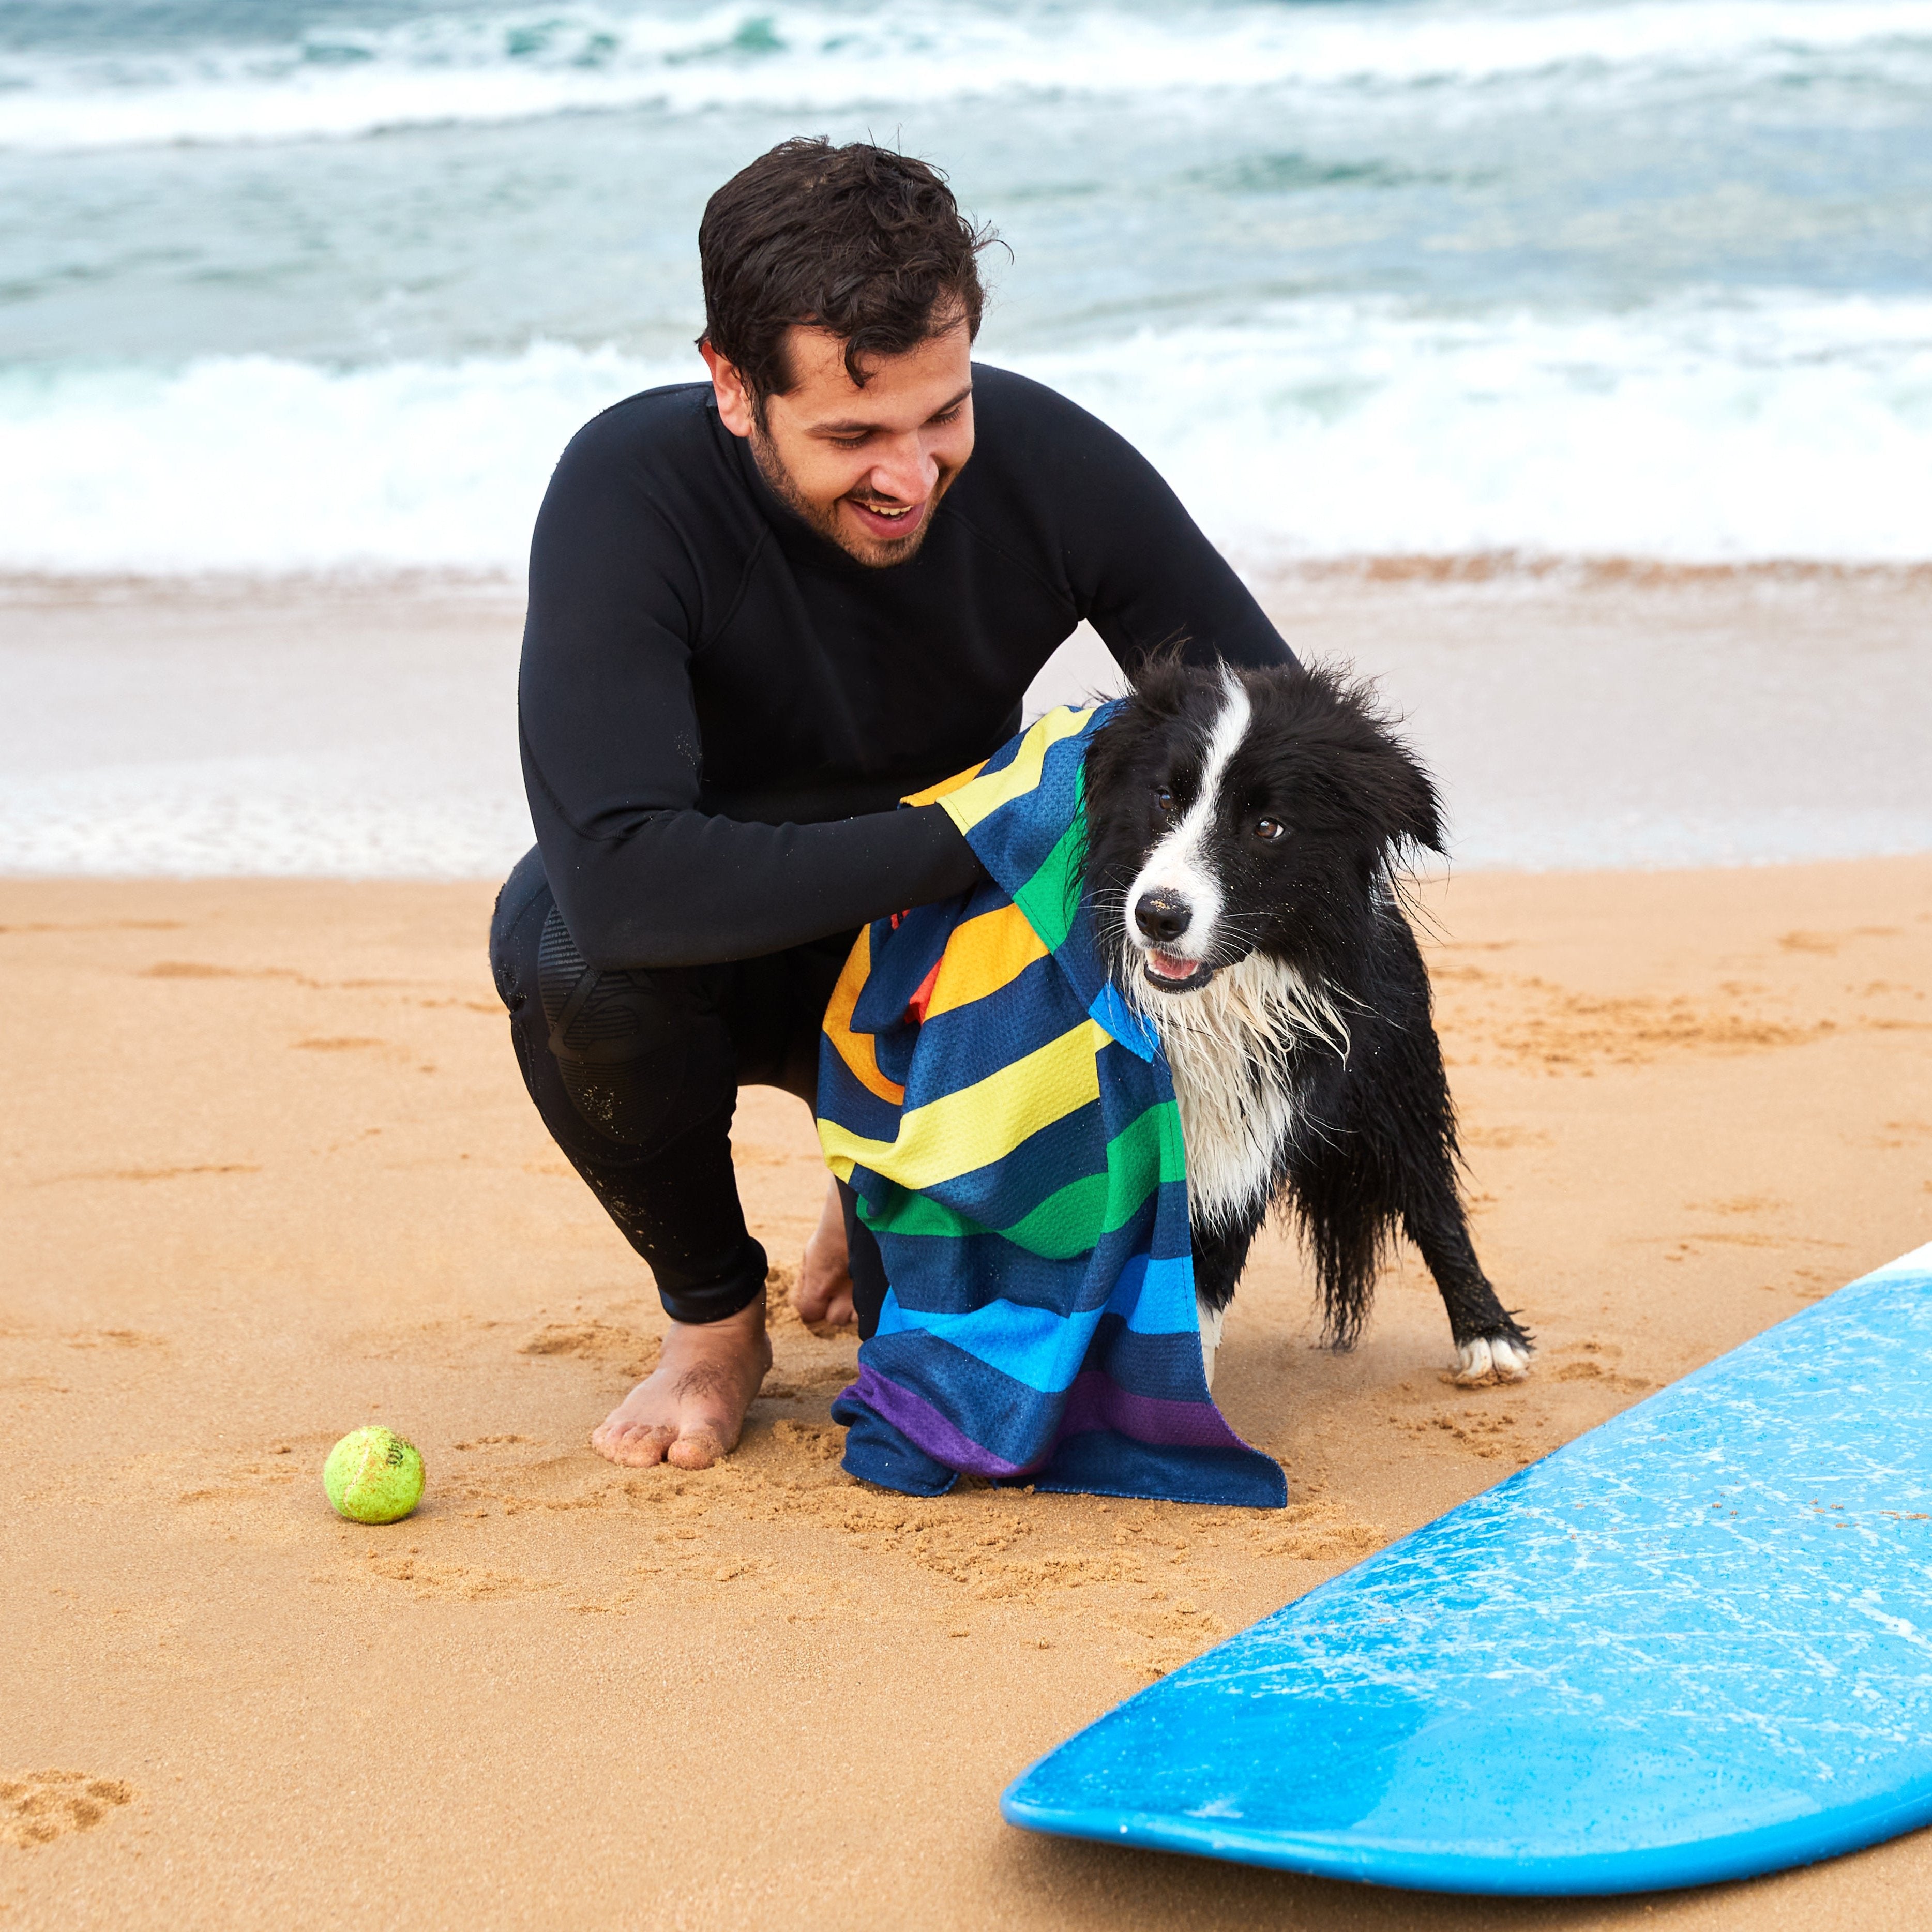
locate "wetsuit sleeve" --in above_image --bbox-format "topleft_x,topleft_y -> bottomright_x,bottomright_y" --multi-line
1032,385 -> 1297,674
518,426 -> 983,973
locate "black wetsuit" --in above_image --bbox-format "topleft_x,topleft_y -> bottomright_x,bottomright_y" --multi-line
491,364 -> 1294,1325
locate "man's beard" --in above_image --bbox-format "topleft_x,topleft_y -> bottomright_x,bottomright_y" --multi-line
748,426 -> 950,570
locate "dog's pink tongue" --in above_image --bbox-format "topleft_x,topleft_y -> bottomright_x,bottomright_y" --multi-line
1147,950 -> 1196,981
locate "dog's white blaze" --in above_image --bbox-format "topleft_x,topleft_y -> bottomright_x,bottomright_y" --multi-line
1115,669 -> 1354,1233
1122,672 -> 1251,963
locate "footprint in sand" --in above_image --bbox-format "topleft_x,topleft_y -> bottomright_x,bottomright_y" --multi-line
1462,1124 -> 1554,1150
65,1327 -> 168,1350
3,1772 -> 135,1848
518,1320 -> 660,1381
1554,1359 -> 1656,1393
335,1548 -> 560,1602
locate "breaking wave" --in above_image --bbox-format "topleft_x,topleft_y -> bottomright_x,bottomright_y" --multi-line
4,0 -> 1930,152
3,294 -> 1927,573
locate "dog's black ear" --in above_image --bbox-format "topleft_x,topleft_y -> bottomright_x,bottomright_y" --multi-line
1122,639 -> 1196,716
1377,747 -> 1444,857
1320,670 -> 1445,858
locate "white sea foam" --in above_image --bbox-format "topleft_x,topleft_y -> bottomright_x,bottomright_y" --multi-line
3,295 -> 1926,574
1018,297 -> 1932,565
0,341 -> 677,574
3,0 -> 1930,152
0,756 -> 535,877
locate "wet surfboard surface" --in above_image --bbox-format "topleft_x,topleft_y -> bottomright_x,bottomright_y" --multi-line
1002,1242 -> 1932,1895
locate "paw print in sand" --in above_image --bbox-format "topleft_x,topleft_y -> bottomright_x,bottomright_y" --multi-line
3,1770 -> 135,1847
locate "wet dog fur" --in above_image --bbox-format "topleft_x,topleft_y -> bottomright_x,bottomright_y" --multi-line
1080,655 -> 1532,1387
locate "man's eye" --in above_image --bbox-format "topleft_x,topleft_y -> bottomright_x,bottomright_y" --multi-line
1254,817 -> 1287,842
1153,787 -> 1175,816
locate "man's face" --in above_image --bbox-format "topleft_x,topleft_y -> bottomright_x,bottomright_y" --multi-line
703,320 -> 975,568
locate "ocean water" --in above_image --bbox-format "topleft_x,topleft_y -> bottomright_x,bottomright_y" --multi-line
3,0 -> 1931,572
3,1 -> 1928,879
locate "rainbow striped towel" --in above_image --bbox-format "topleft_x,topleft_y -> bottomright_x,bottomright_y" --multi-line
817,705 -> 1287,1507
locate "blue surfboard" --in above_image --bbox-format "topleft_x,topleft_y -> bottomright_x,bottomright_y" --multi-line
1003,1242 -> 1932,1895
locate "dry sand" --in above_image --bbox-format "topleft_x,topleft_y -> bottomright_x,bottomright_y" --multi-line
3,858 -> 1929,1928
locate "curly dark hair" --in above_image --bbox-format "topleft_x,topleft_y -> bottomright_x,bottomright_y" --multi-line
698,138 -> 998,418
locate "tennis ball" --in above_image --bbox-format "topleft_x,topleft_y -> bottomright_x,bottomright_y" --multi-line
323,1426 -> 424,1524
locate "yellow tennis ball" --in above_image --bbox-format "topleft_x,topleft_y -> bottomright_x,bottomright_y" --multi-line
323,1426 -> 424,1524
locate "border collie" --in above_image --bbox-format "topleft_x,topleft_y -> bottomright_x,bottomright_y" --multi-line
1082,656 -> 1532,1388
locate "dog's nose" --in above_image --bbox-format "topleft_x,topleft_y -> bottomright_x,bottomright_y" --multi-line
1134,889 -> 1192,944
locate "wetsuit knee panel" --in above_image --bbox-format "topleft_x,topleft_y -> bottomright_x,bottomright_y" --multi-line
536,907 -> 733,1151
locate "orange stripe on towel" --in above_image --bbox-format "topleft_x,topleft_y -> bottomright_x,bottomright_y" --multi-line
822,926 -> 906,1106
924,902 -> 1050,1021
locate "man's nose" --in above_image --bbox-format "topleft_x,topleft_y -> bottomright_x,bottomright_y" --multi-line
868,436 -> 939,504
1134,889 -> 1191,944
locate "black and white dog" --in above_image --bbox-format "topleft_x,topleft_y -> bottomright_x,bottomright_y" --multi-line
1082,655 -> 1532,1387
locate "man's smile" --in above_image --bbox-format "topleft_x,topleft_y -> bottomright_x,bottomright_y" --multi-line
845,492 -> 929,541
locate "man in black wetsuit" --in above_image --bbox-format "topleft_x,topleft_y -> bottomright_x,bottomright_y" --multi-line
491,138 -> 1294,1472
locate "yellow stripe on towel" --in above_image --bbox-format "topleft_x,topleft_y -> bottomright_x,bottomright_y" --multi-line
818,1017 -> 1106,1191
938,706 -> 1096,835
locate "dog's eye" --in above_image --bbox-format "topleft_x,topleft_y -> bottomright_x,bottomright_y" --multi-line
1254,817 -> 1287,842
1153,787 -> 1175,817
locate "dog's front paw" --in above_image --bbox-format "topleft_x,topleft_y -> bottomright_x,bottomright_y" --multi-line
1454,1335 -> 1533,1385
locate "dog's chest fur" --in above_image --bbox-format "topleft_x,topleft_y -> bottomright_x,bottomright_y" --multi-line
1131,950 -> 1348,1233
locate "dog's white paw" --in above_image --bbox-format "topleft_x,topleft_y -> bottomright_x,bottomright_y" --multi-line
1489,1336 -> 1532,1382
1455,1336 -> 1533,1385
1198,1299 -> 1226,1391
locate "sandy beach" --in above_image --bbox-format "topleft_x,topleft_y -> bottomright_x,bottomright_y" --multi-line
5,844 -> 1928,1927
8,0 -> 1930,1911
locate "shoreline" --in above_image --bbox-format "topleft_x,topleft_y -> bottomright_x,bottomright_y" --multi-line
7,553 -> 1932,600
4,859 -> 1930,1926
4,564 -> 1929,881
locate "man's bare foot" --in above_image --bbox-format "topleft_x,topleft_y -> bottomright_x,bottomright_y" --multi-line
793,1178 -> 855,1328
590,1294 -> 773,1471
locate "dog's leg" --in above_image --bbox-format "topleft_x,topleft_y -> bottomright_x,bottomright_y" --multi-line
1197,1300 -> 1227,1389
1347,927 -> 1533,1381
1388,1055 -> 1534,1382
1403,1197 -> 1534,1384
1191,1215 -> 1260,1392
1390,1074 -> 1535,1381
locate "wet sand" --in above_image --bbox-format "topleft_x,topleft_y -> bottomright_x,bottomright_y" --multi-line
5,564 -> 1929,874
4,858 -> 1929,1927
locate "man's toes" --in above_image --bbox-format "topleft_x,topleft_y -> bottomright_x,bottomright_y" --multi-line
793,1250 -> 857,1327
592,1421 -> 676,1467
666,1424 -> 731,1471
791,1275 -> 834,1323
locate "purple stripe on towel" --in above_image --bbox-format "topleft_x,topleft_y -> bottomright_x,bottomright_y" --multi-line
844,1362 -> 1248,1479
1055,1369 -> 1248,1450
842,1365 -> 1040,1480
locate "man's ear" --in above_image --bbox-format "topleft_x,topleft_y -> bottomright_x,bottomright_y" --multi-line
699,340 -> 756,440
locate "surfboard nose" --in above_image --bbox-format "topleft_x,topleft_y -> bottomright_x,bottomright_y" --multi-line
1003,1242 -> 1932,1896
